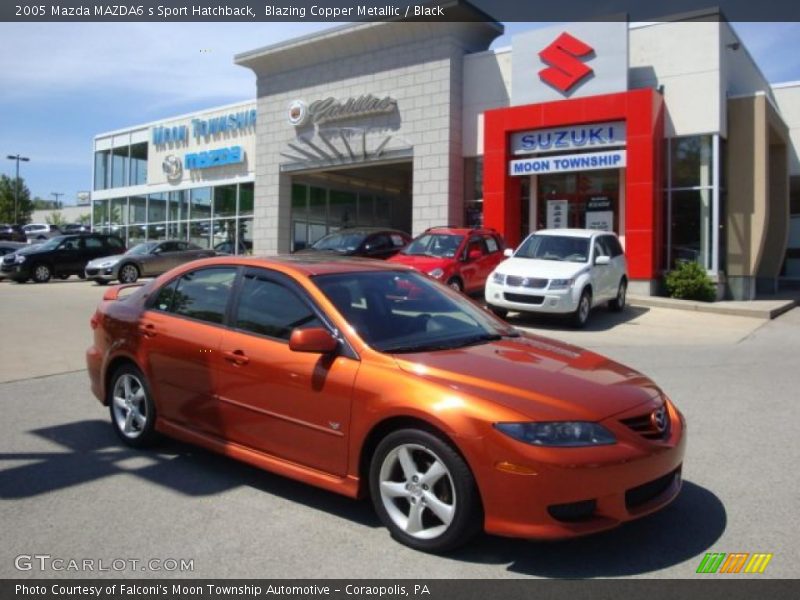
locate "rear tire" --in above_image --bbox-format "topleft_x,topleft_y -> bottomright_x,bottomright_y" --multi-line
609,279 -> 627,312
370,429 -> 481,553
108,364 -> 158,448
32,263 -> 52,283
446,277 -> 463,293
572,289 -> 592,328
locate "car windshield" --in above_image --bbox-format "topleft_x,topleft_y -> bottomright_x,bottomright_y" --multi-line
514,235 -> 590,263
127,242 -> 158,255
402,234 -> 464,258
314,270 -> 518,353
36,236 -> 66,251
311,232 -> 367,252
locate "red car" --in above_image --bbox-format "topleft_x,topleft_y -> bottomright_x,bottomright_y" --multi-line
388,227 -> 506,293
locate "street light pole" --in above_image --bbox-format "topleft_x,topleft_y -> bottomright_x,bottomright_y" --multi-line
51,192 -> 64,208
6,154 -> 31,224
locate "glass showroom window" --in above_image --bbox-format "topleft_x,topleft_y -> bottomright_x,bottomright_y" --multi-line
148,193 -> 168,223
94,151 -> 110,191
239,182 -> 254,216
92,199 -> 107,229
464,157 -> 484,228
111,146 -> 129,189
129,143 -> 147,186
191,187 -> 212,221
665,135 -> 718,271
214,185 -> 237,218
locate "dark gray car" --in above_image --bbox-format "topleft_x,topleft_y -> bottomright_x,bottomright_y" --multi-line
85,240 -> 216,284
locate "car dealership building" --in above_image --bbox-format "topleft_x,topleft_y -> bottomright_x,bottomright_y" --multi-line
91,7 -> 800,299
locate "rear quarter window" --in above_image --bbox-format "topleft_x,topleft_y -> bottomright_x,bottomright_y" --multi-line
151,267 -> 237,325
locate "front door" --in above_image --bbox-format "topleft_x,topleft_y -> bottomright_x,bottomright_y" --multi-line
215,268 -> 358,476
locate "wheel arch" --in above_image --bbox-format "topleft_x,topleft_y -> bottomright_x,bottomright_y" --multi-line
102,353 -> 143,406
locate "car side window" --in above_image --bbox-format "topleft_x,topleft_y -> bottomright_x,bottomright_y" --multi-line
84,237 -> 103,250
234,272 -> 322,341
390,234 -> 406,247
484,235 -> 499,254
106,237 -> 124,249
160,241 -> 181,253
367,234 -> 392,251
604,235 -> 624,257
594,238 -> 611,260
165,267 -> 237,324
467,237 -> 487,257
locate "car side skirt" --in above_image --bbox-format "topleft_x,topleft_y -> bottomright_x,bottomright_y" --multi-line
156,417 -> 361,499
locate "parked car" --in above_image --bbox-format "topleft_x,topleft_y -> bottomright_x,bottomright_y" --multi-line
1,233 -> 125,283
294,228 -> 411,260
62,223 -> 92,234
214,239 -> 253,255
0,224 -> 27,242
388,227 -> 505,293
485,229 -> 628,327
87,256 -> 685,552
0,242 -> 27,280
85,240 -> 217,284
23,223 -> 62,242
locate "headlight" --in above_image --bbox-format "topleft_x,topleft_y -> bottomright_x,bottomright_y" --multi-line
14,254 -> 26,264
494,422 -> 616,447
491,272 -> 505,284
428,268 -> 444,279
97,260 -> 119,268
548,278 -> 575,290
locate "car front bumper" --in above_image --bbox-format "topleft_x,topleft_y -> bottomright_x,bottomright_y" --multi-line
470,401 -> 687,539
485,281 -> 580,314
85,264 -> 120,281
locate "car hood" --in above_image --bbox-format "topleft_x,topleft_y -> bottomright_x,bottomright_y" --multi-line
16,245 -> 51,256
87,254 -> 124,266
388,254 -> 452,271
393,333 -> 661,422
494,257 -> 589,279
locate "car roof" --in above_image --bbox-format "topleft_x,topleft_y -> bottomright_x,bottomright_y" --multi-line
423,227 -> 497,236
532,229 -> 614,239
320,227 -> 408,236
176,254 -> 415,277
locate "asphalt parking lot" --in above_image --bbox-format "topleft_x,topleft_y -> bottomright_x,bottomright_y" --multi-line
1,277 -> 798,578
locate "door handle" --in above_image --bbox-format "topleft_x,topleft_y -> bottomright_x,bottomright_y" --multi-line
138,323 -> 156,338
223,349 -> 250,366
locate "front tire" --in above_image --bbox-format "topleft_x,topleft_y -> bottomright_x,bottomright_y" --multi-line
370,429 -> 481,553
32,263 -> 52,283
108,364 -> 158,448
609,279 -> 627,312
446,277 -> 463,293
118,263 -> 139,284
572,288 -> 592,328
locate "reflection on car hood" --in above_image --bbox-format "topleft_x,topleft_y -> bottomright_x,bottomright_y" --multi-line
87,254 -> 123,266
393,333 -> 661,422
495,257 -> 589,279
388,254 -> 451,270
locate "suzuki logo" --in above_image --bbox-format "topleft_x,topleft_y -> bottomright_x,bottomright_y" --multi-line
538,32 -> 595,94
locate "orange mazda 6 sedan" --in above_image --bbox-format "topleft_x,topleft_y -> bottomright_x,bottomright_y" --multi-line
87,256 -> 686,552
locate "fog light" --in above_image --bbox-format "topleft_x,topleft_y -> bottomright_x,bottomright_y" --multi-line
549,299 -> 558,306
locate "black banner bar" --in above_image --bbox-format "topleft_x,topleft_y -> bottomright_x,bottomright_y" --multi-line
3,0 -> 800,22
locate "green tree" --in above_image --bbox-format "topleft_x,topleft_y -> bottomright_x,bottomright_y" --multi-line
0,175 -> 34,224
45,211 -> 68,227
77,213 -> 91,225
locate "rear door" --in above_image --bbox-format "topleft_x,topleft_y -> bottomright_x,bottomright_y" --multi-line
141,266 -> 238,438
591,237 -> 614,301
82,236 -> 109,268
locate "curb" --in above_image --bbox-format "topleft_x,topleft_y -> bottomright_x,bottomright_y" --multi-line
627,295 -> 796,320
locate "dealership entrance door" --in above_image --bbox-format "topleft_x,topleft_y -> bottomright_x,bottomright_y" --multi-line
530,169 -> 622,235
290,161 -> 412,251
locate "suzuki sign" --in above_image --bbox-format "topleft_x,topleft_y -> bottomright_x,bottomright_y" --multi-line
511,121 -> 626,155
511,21 -> 628,105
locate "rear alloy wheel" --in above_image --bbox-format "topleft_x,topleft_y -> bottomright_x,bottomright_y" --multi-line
32,263 -> 52,283
572,289 -> 592,328
446,278 -> 463,292
108,365 -> 157,447
610,279 -> 627,312
370,429 -> 481,553
118,263 -> 139,284
488,305 -> 508,319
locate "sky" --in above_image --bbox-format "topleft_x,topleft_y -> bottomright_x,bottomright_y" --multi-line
1,21 -> 799,205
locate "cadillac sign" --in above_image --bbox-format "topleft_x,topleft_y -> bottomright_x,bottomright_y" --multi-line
289,94 -> 397,127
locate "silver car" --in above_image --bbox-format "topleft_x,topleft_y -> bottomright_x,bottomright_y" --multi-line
85,240 -> 216,284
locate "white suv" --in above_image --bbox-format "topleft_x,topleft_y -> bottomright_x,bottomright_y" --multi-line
485,229 -> 628,328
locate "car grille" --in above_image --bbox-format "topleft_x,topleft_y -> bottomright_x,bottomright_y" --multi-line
548,499 -> 597,522
85,268 -> 99,276
620,406 -> 671,441
504,292 -> 545,305
2,256 -> 14,266
505,275 -> 549,289
625,469 -> 680,510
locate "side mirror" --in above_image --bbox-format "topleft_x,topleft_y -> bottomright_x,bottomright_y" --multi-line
595,255 -> 611,266
468,249 -> 482,261
289,327 -> 338,354
503,248 -> 514,258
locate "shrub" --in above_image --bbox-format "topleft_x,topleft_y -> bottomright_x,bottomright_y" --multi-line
664,261 -> 716,302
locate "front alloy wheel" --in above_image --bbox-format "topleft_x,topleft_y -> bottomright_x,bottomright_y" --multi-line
370,429 -> 481,552
109,365 -> 157,447
32,264 -> 51,283
572,289 -> 592,328
118,263 -> 139,284
610,279 -> 627,312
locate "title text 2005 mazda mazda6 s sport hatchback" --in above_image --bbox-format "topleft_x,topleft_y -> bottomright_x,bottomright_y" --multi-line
87,256 -> 686,552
